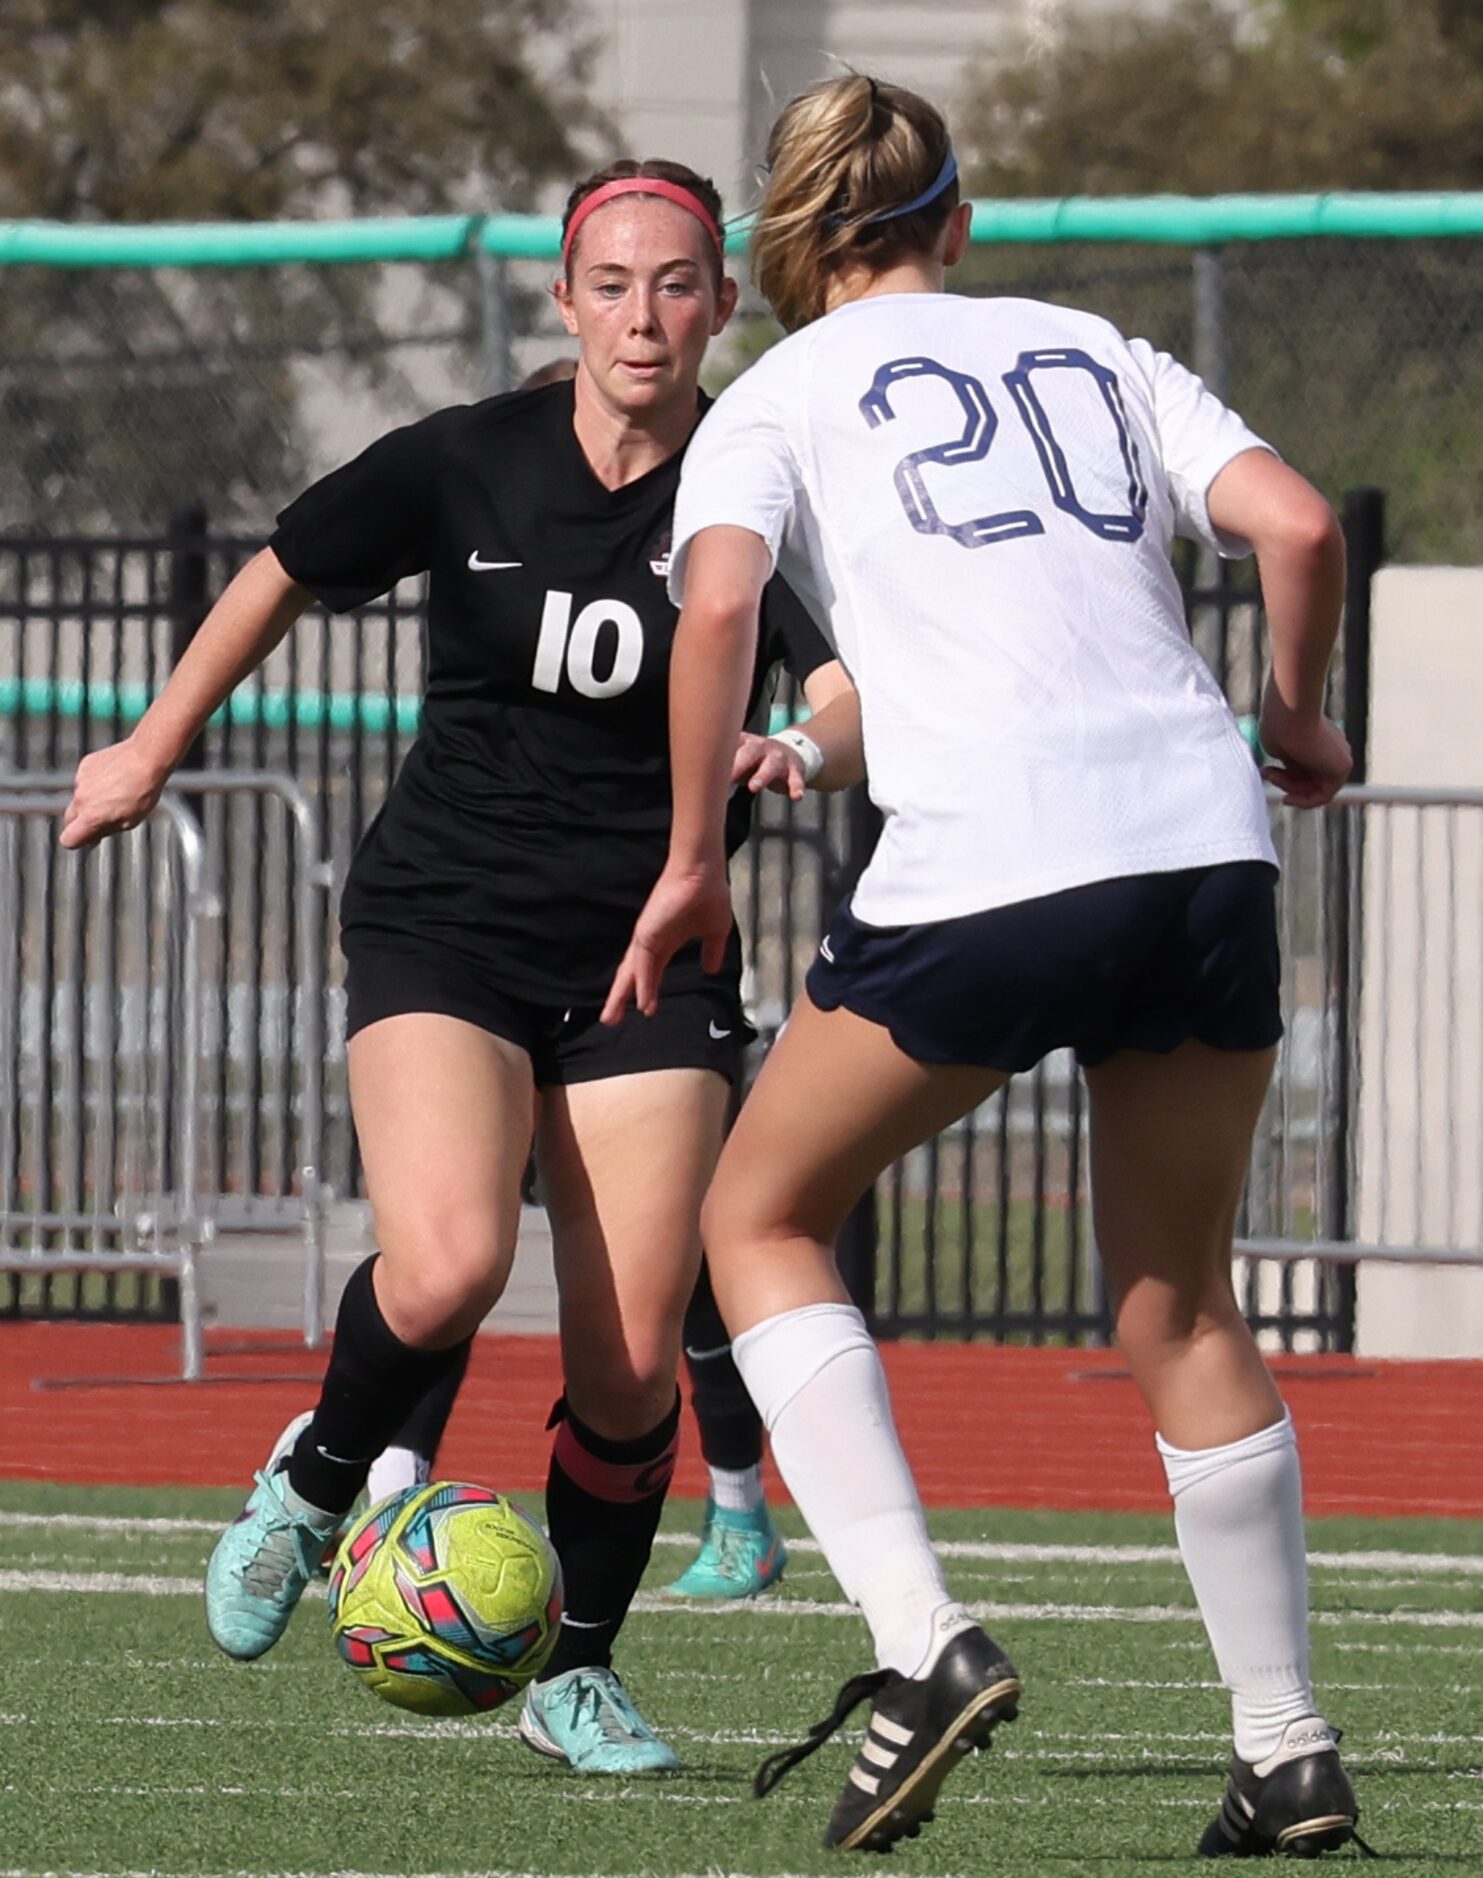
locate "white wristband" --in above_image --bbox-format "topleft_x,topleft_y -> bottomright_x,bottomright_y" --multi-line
769,726 -> 825,785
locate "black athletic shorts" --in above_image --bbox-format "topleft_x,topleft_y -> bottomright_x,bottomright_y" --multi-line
343,934 -> 753,1089
806,861 -> 1281,1073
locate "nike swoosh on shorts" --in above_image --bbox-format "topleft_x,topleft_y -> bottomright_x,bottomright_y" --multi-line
468,552 -> 523,571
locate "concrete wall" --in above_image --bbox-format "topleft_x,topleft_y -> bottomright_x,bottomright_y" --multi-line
585,0 -> 1094,207
584,0 -> 754,201
1354,566 -> 1483,1356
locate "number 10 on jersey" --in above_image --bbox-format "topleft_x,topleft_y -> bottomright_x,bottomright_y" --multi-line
532,591 -> 644,700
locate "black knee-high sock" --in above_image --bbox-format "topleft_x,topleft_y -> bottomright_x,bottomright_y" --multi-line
541,1392 -> 681,1679
684,1257 -> 763,1474
385,1337 -> 472,1466
288,1257 -> 468,1516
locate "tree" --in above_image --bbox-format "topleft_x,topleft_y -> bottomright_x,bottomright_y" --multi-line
0,0 -> 600,530
955,0 -> 1483,559
961,0 -> 1483,198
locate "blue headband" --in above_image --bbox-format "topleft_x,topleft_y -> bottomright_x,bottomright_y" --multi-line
864,150 -> 959,225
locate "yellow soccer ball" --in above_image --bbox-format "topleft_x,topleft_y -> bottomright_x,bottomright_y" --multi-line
327,1482 -> 562,1714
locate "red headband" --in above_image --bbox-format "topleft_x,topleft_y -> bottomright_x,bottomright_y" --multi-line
561,178 -> 724,272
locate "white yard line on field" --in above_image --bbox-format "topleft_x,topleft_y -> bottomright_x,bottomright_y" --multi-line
2,1509 -> 1479,1577
3,1567 -> 1481,1629
64,1715 -> 1478,1754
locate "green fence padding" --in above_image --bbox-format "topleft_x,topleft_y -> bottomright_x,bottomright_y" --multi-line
0,216 -> 479,268
0,676 -> 422,735
962,192 -> 1483,244
0,676 -> 806,740
5,195 -> 1483,269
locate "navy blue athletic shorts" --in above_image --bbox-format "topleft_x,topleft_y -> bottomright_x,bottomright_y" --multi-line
343,935 -> 753,1089
805,861 -> 1281,1072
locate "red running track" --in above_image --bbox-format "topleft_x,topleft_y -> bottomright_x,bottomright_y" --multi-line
1,1323 -> 1479,1518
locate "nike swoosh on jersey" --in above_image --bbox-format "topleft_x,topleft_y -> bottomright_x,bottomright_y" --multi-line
467,552 -> 523,571
708,1021 -> 732,1039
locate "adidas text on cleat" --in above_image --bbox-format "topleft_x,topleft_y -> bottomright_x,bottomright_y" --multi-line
754,1625 -> 1021,1853
518,1665 -> 680,1774
663,1499 -> 788,1600
205,1414 -> 339,1661
1199,1719 -> 1375,1859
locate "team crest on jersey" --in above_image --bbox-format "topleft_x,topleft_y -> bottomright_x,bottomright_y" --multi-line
649,529 -> 672,579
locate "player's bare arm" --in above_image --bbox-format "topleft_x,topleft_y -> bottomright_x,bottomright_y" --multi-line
605,524 -> 771,1020
1206,449 -> 1350,809
61,547 -> 310,849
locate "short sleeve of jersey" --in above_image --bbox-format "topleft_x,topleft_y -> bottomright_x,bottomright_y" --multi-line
669,368 -> 802,603
269,408 -> 462,612
761,577 -> 832,685
1127,340 -> 1276,560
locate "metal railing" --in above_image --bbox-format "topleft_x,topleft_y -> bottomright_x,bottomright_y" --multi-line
1241,785 -> 1483,1277
0,770 -> 331,1374
0,782 -> 210,1370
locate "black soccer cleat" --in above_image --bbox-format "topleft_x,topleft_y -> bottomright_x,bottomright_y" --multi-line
754,1625 -> 1021,1854
1199,1719 -> 1375,1860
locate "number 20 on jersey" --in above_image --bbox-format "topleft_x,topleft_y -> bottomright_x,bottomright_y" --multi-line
861,348 -> 1149,549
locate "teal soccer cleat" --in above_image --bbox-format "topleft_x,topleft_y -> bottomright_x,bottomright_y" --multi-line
205,1414 -> 340,1661
518,1666 -> 680,1774
663,1499 -> 788,1601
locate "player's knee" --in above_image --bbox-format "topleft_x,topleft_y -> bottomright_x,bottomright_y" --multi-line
374,1220 -> 511,1346
700,1170 -> 784,1261
1116,1281 -> 1242,1359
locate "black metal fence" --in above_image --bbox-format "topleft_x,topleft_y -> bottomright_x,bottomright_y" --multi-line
0,493 -> 1384,1344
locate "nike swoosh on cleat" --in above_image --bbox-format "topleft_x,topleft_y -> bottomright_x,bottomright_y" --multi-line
708,1021 -> 732,1039
468,553 -> 523,571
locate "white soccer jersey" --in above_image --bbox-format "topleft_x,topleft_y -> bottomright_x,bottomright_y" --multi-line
671,293 -> 1279,927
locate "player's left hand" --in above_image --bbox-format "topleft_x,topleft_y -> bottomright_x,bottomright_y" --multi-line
732,730 -> 808,800
602,860 -> 733,1024
1258,693 -> 1352,809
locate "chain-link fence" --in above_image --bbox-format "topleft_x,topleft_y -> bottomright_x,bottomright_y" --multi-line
1,200 -> 1479,558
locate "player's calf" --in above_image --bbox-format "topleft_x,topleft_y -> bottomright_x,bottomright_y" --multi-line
755,1625 -> 1021,1853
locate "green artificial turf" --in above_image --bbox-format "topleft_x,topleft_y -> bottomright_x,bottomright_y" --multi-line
0,1483 -> 1478,1875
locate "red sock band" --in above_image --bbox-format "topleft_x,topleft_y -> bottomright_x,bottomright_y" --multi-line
552,1419 -> 678,1504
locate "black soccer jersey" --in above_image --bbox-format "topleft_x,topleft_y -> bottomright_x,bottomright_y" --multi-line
270,380 -> 832,1005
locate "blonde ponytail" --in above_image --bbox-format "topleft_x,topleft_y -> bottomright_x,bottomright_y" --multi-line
751,75 -> 957,332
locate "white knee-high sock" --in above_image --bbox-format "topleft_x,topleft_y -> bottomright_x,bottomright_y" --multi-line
732,1303 -> 972,1677
1158,1412 -> 1321,1763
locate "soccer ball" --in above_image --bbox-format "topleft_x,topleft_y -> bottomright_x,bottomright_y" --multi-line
327,1482 -> 562,1714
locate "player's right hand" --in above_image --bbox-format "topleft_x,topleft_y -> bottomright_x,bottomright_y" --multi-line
60,738 -> 168,850
1257,696 -> 1352,810
602,859 -> 734,1024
